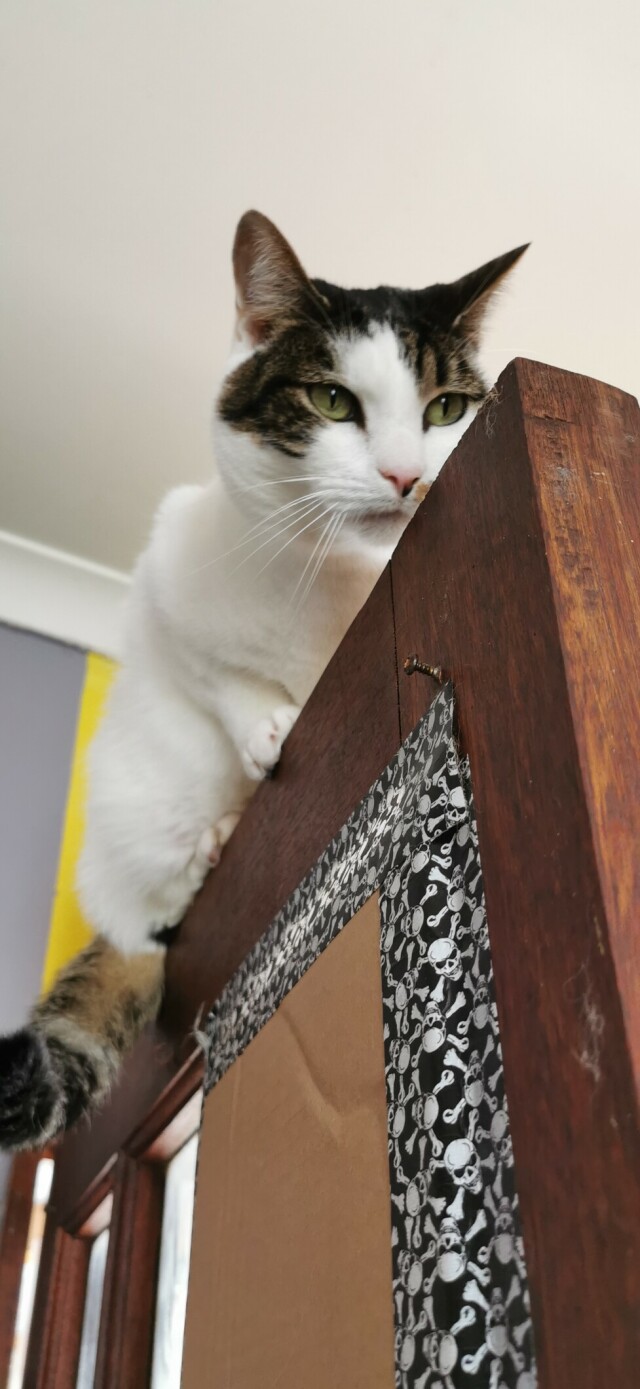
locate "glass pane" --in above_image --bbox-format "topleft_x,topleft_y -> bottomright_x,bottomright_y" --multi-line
7,1158 -> 54,1389
151,1133 -> 199,1389
75,1227 -> 109,1389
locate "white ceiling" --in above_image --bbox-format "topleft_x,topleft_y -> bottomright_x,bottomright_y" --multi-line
1,0 -> 639,579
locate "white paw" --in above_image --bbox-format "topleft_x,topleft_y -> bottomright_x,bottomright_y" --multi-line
241,703 -> 300,781
189,813 -> 241,879
186,827 -> 218,886
214,811 -> 241,850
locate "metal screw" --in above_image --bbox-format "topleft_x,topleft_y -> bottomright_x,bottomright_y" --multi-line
403,654 -> 444,683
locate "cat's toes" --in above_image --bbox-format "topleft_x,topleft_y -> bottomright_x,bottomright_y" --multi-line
214,811 -> 241,848
241,704 -> 300,781
193,814 -> 241,878
183,822 -> 215,888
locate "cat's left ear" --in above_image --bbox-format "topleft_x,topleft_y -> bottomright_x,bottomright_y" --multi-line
233,210 -> 316,345
446,244 -> 529,347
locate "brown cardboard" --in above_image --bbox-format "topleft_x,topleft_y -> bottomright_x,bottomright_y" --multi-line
182,893 -> 395,1389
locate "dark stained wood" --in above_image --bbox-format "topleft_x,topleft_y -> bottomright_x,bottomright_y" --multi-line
21,1207 -> 58,1389
28,359 -> 640,1387
390,359 -> 640,1388
52,565 -> 401,1221
517,358 -> 640,1092
22,1217 -> 90,1389
21,1204 -> 57,1389
131,1059 -> 203,1163
56,1158 -> 116,1240
53,1051 -> 200,1232
93,1154 -> 165,1389
0,1151 -> 39,1386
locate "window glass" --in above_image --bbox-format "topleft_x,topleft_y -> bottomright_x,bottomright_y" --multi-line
151,1133 -> 199,1389
7,1158 -> 54,1389
75,1227 -> 109,1389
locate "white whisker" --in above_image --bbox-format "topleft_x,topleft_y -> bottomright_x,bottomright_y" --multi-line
251,505 -> 336,579
222,491 -> 326,550
233,474 -> 327,494
292,512 -> 344,618
189,492 -> 328,575
302,512 -> 344,599
288,515 -> 334,609
228,499 -> 328,576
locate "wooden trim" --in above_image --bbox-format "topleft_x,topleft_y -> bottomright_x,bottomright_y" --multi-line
390,359 -> 640,1387
518,359 -> 640,1089
0,1151 -> 40,1386
126,1053 -> 204,1163
93,1154 -> 165,1389
143,1083 -> 203,1164
57,1158 -> 117,1240
20,1205 -> 57,1389
22,1217 -> 90,1389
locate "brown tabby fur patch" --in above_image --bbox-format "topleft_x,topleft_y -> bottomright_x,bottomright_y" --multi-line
35,936 -> 164,1046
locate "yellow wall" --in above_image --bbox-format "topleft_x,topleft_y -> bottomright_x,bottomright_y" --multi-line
41,652 -> 115,992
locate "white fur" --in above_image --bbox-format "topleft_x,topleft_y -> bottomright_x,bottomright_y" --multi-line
332,325 -> 477,504
77,323 -> 474,954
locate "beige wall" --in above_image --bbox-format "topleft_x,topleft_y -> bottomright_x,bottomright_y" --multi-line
1,1 -> 638,614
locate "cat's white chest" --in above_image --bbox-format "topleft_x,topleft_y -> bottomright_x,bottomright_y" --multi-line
151,481 -> 384,709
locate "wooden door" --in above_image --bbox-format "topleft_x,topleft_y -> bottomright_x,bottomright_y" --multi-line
4,359 -> 639,1388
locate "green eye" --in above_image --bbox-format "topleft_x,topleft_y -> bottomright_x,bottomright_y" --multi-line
424,393 -> 467,428
308,383 -> 359,422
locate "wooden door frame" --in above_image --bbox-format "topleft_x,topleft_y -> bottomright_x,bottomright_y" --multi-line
0,1151 -> 42,1385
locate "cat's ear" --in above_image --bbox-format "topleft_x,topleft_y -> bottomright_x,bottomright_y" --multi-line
446,244 -> 529,346
233,211 -> 313,345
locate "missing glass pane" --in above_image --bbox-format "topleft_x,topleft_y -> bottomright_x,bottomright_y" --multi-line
7,1158 -> 54,1389
151,1132 -> 199,1389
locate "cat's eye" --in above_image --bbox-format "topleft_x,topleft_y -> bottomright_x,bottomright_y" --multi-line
423,393 -> 468,428
308,383 -> 359,423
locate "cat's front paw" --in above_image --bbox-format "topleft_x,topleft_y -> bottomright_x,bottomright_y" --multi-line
191,813 -> 241,878
241,704 -> 300,781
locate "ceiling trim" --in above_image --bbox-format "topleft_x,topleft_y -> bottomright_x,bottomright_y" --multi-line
0,529 -> 129,659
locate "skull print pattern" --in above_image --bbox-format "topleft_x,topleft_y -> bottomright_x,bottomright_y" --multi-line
204,686 -> 536,1387
380,712 -> 535,1388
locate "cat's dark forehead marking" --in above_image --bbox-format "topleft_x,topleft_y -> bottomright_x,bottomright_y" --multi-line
217,277 -> 486,451
312,277 -> 447,329
312,277 -> 486,394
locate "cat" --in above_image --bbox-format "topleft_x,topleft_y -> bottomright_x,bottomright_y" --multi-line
0,211 -> 526,1149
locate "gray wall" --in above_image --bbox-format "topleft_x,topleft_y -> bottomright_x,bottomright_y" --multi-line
0,622 -> 85,1217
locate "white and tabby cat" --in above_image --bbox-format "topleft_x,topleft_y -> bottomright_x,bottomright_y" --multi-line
0,212 -> 526,1148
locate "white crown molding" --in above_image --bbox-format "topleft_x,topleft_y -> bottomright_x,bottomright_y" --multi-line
0,529 -> 130,659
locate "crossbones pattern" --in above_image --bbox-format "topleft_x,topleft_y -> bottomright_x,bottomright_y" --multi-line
204,687 -> 536,1388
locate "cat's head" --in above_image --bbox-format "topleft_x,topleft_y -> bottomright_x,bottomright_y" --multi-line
214,211 -> 527,550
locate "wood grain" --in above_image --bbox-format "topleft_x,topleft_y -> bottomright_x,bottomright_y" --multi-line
518,358 -> 640,1094
0,1152 -> 39,1386
391,358 -> 640,1388
22,1218 -> 90,1389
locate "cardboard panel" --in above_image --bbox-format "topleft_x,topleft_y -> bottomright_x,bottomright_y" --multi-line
182,894 -> 395,1389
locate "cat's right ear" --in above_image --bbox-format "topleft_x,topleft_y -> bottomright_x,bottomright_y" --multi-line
233,211 -> 311,345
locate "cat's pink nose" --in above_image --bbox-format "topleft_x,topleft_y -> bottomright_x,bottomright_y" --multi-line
380,467 -> 422,499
